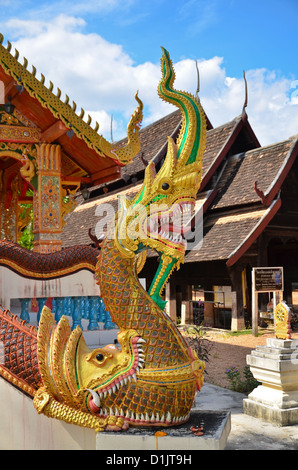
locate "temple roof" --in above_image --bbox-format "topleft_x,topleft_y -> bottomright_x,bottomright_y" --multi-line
184,200 -> 281,266
0,34 -> 142,186
211,136 -> 298,210
184,135 -> 298,266
200,114 -> 260,190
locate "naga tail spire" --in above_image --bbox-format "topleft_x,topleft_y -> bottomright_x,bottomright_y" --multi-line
158,47 -> 206,169
113,48 -> 207,310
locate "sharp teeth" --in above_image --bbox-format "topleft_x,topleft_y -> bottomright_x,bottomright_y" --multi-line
109,408 -> 114,416
135,413 -> 140,420
132,373 -> 137,382
137,338 -> 146,344
160,414 -> 165,423
145,413 -> 150,421
114,407 -> 119,416
140,413 -> 145,421
149,219 -> 157,232
125,410 -> 131,419
131,412 -> 135,420
166,412 -> 171,422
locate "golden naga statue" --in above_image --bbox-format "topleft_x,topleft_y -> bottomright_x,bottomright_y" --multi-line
33,48 -> 206,432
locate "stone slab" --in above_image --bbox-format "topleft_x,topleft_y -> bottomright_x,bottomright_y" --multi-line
96,410 -> 231,450
243,398 -> 298,426
266,338 -> 298,349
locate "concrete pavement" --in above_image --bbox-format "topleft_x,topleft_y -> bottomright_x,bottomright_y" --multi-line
194,383 -> 298,450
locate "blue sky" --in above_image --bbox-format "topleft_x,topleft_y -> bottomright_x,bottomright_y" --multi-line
0,0 -> 297,145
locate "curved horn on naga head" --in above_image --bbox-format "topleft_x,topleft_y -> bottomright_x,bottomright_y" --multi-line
34,48 -> 206,432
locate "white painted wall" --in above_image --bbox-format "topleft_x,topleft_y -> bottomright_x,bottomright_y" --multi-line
0,379 -> 96,450
0,266 -> 99,310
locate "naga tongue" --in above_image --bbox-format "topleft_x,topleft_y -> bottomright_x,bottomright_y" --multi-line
87,389 -> 100,413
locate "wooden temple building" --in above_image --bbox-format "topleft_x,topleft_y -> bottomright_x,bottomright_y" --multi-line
1,35 -> 298,331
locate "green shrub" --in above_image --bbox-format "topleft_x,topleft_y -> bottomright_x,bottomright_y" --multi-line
225,365 -> 260,394
180,324 -> 212,368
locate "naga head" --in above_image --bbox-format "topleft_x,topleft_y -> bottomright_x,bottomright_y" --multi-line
115,48 -> 206,309
36,306 -> 146,421
36,306 -> 204,428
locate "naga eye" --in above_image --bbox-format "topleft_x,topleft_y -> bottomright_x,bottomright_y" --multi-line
96,353 -> 104,362
162,182 -> 170,191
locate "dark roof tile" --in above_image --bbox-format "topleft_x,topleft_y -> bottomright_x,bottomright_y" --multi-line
185,207 -> 268,263
211,137 -> 297,210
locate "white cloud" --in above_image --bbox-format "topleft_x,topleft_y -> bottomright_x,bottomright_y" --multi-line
2,14 -> 297,145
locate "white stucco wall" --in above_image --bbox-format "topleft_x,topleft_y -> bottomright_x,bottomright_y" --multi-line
0,379 -> 96,450
0,266 -> 99,310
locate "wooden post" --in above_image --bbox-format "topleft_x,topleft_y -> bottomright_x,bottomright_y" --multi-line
181,300 -> 193,324
252,269 -> 258,336
165,280 -> 177,323
228,264 -> 246,331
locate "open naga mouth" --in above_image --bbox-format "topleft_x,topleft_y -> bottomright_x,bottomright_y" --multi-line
146,200 -> 194,249
86,335 -> 146,416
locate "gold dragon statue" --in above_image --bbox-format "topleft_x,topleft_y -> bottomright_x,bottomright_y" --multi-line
33,48 -> 206,432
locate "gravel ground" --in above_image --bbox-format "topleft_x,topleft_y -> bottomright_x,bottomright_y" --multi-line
202,328 -> 298,389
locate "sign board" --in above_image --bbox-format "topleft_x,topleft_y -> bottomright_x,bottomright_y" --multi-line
251,267 -> 284,336
253,267 -> 283,293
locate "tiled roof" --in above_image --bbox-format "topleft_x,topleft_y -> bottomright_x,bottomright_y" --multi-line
185,200 -> 281,264
211,136 -> 298,211
62,183 -> 142,247
201,117 -> 240,181
184,136 -> 298,265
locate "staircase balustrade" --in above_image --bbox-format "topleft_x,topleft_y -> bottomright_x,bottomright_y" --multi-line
19,296 -> 116,331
